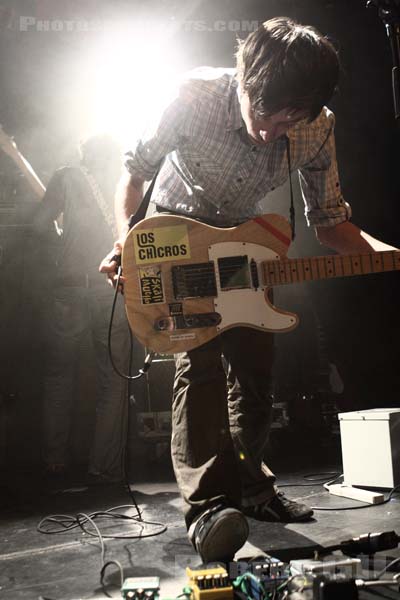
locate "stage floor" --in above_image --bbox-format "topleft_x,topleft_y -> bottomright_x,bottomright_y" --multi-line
1,462 -> 399,600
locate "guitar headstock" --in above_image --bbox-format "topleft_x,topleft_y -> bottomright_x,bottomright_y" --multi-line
0,124 -> 18,158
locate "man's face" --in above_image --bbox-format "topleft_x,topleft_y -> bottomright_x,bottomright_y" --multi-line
239,92 -> 308,145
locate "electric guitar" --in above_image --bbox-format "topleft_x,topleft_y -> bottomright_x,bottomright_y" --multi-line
122,213 -> 400,354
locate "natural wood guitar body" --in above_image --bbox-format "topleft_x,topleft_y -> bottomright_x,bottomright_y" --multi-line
122,213 -> 295,353
122,213 -> 400,354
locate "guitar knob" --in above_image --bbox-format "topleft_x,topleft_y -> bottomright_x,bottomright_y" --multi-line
157,319 -> 170,331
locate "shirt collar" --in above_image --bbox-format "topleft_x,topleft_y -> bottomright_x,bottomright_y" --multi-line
226,76 -> 244,131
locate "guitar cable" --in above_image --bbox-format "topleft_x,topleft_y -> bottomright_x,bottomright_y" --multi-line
286,135 -> 296,241
107,263 -> 155,381
106,161 -> 163,381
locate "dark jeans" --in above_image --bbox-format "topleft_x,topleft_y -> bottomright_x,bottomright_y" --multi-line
172,326 -> 276,528
42,284 -> 129,477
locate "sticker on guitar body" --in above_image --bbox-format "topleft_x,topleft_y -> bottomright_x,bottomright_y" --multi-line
138,266 -> 164,304
133,225 -> 191,264
169,333 -> 197,342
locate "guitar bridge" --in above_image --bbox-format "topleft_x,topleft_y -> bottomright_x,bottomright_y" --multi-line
154,312 -> 221,331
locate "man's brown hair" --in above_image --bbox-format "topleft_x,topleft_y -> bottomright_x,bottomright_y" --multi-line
236,17 -> 339,121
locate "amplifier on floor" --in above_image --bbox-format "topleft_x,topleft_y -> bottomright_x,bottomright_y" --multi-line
338,408 -> 400,489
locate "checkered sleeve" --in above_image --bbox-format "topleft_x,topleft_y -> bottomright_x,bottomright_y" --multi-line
298,115 -> 352,227
124,83 -> 194,181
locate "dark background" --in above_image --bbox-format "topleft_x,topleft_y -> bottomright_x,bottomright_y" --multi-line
0,0 -> 399,469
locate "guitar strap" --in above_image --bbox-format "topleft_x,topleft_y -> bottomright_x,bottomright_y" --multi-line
80,166 -> 119,239
127,159 -> 165,231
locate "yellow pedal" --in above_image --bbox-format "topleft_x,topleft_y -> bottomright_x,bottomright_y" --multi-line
186,566 -> 233,600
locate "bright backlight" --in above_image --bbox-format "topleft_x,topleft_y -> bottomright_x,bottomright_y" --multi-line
86,26 -> 184,147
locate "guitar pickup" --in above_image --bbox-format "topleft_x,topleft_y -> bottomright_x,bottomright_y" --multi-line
154,312 -> 221,331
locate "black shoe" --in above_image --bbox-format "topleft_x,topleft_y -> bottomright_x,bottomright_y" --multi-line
242,492 -> 314,523
188,504 -> 249,563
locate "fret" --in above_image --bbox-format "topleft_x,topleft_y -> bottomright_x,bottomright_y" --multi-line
302,258 -> 313,282
284,259 -> 293,283
310,258 -> 319,280
325,257 -> 335,279
265,262 -> 272,286
317,257 -> 327,279
273,259 -> 281,284
361,254 -> 372,274
278,261 -> 287,284
383,251 -> 395,271
296,259 -> 305,282
289,259 -> 299,282
341,255 -> 353,276
371,252 -> 384,273
333,255 -> 343,278
264,260 -> 275,286
268,260 -> 275,285
350,255 -> 362,275
368,252 -> 374,274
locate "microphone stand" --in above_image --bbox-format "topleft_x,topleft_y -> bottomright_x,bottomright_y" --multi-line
367,0 -> 400,119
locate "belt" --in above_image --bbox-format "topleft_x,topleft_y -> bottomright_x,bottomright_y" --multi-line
155,204 -> 243,228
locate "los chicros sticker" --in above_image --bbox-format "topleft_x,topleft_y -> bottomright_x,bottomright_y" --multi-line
133,225 -> 191,265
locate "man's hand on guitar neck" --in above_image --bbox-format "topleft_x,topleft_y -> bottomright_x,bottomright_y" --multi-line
315,220 -> 398,254
99,240 -> 126,293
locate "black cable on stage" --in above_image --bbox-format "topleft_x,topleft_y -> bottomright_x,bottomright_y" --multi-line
37,506 -> 167,594
278,471 -> 341,488
37,505 -> 167,538
104,262 -> 152,521
104,265 -> 167,568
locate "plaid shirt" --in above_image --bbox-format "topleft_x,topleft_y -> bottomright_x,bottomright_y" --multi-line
125,67 -> 351,228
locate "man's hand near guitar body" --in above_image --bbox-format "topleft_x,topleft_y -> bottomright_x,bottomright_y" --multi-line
99,170 -> 145,289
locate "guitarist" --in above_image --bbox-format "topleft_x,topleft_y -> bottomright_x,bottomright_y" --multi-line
32,135 -> 131,484
100,17 -> 397,562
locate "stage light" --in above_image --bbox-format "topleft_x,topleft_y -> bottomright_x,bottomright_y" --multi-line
85,25 -> 185,148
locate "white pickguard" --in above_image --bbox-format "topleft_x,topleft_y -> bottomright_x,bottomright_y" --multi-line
208,242 -> 298,332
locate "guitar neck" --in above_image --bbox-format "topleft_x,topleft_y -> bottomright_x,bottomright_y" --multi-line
261,250 -> 400,286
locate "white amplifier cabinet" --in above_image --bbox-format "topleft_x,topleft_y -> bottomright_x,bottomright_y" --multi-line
338,408 -> 400,489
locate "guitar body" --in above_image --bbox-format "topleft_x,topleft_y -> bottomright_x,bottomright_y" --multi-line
122,213 -> 298,354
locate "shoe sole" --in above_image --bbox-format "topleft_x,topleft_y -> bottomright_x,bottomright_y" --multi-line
197,509 -> 249,563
